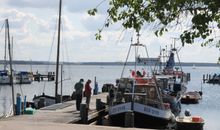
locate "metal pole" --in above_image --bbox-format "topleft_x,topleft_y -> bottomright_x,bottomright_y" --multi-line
4,21 -> 7,70
6,19 -> 15,115
55,0 -> 62,103
61,64 -> 63,103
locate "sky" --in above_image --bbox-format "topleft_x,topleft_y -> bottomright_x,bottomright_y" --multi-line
0,0 -> 219,63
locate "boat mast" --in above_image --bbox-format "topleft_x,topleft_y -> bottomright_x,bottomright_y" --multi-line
6,19 -> 15,115
4,21 -> 7,70
135,33 -> 140,72
55,0 -> 62,103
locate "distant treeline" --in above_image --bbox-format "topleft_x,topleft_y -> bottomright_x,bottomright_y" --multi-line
0,60 -> 218,67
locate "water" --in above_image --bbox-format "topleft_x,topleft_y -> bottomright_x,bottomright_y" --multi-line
0,64 -> 220,130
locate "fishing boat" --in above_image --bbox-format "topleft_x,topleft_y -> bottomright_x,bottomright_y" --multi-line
155,44 -> 190,116
176,116 -> 204,130
108,34 -> 175,129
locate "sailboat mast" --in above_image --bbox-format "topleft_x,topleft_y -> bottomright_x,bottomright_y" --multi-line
6,19 -> 15,115
4,21 -> 7,70
55,0 -> 62,103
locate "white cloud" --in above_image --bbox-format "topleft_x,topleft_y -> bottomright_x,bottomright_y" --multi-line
7,0 -> 109,14
0,1 -> 219,63
7,0 -> 57,9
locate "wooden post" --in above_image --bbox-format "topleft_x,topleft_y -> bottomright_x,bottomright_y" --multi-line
96,99 -> 101,111
96,99 -> 104,125
80,103 -> 88,124
124,111 -> 134,127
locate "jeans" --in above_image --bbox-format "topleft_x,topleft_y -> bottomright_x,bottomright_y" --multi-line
76,94 -> 82,111
86,95 -> 91,109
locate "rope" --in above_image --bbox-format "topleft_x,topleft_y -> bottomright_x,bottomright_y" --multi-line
42,18 -> 58,93
0,22 -> 5,33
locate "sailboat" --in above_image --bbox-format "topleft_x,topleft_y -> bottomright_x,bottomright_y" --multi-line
0,19 -> 15,85
108,34 -> 175,129
192,64 -> 196,69
33,0 -> 63,108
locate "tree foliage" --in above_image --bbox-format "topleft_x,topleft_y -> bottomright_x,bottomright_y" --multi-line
88,0 -> 220,47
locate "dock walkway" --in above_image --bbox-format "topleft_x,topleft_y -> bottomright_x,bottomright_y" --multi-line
0,93 -> 157,130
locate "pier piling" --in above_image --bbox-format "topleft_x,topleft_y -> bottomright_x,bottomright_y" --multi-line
80,104 -> 88,124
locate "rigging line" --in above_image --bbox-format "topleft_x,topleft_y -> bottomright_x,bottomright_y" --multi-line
61,23 -> 71,80
0,22 -> 5,33
121,40 -> 133,78
43,18 -> 59,93
115,28 -> 127,45
63,36 -> 71,78
95,0 -> 107,9
61,23 -> 65,63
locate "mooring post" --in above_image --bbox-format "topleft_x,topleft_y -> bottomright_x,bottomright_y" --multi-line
124,111 -> 134,127
16,93 -> 22,115
96,99 -> 102,111
203,74 -> 205,83
96,99 -> 103,125
80,103 -> 88,124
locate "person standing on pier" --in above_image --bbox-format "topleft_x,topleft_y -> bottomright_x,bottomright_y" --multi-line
74,79 -> 84,111
85,79 -> 92,110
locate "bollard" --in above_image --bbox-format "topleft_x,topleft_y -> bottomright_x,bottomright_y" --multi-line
96,99 -> 102,111
16,93 -> 22,115
124,111 -> 134,127
96,99 -> 105,125
93,77 -> 98,95
80,103 -> 88,124
23,95 -> 27,112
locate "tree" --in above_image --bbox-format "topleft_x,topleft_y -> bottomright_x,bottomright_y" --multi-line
88,0 -> 220,47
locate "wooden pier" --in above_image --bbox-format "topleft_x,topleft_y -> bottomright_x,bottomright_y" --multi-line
0,93 -> 157,130
33,72 -> 55,81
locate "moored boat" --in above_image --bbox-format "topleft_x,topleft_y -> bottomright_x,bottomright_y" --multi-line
15,71 -> 33,84
176,116 -> 204,130
0,70 -> 11,85
33,93 -> 56,109
108,35 -> 175,129
181,91 -> 202,104
109,77 -> 174,128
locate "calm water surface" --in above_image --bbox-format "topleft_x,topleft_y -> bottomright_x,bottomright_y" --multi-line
0,64 -> 220,130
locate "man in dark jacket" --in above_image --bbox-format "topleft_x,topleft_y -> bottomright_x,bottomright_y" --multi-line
74,79 -> 84,111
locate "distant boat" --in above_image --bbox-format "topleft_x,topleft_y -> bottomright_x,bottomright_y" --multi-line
15,71 -> 33,84
181,91 -> 202,104
192,64 -> 196,69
